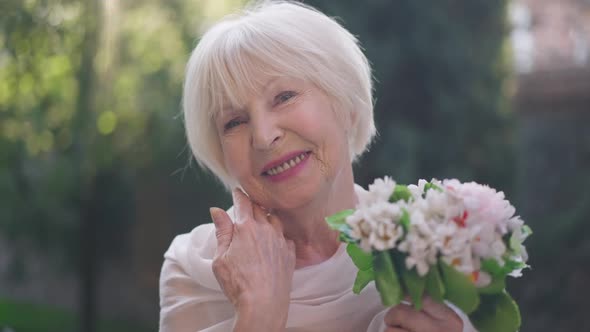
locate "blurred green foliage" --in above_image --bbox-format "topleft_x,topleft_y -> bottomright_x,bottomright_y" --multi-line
0,0 -> 218,265
0,298 -> 153,332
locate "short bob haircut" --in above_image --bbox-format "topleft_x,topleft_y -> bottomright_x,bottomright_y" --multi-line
183,0 -> 376,189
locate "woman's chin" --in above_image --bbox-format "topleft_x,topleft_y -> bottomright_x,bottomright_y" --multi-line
267,180 -> 330,212
271,196 -> 313,211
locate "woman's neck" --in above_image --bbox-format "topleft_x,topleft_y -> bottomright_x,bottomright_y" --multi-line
273,167 -> 358,268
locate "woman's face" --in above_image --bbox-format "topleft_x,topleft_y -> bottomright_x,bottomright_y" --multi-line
215,76 -> 353,210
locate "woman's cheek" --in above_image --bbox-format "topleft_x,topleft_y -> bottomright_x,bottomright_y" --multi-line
222,141 -> 249,178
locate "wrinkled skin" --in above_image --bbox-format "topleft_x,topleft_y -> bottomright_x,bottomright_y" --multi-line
210,189 -> 296,331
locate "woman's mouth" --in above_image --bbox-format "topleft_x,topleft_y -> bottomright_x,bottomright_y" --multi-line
262,151 -> 312,181
265,152 -> 308,175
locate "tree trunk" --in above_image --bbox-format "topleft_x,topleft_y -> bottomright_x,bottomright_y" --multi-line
73,0 -> 100,331
80,182 -> 99,332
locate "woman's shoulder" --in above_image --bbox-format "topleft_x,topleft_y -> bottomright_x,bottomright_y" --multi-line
161,221 -> 223,292
164,222 -> 217,262
165,207 -> 238,260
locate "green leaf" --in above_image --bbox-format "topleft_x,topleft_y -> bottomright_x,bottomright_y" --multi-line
440,261 -> 480,314
338,232 -> 356,243
325,209 -> 355,229
347,243 -> 373,271
522,225 -> 532,237
504,259 -> 527,272
477,275 -> 505,294
480,258 -> 504,277
400,265 -> 426,310
390,185 -> 412,202
425,265 -> 445,302
481,258 -> 527,278
326,210 -> 357,244
399,209 -> 411,232
373,251 -> 403,306
469,290 -> 521,332
424,182 -> 442,193
509,225 -> 532,254
353,268 -> 375,294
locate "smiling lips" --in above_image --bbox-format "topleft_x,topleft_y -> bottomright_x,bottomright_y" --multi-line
262,151 -> 310,176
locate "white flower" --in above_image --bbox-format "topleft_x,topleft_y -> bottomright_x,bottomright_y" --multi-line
473,270 -> 492,287
470,223 -> 507,263
441,249 -> 476,275
369,221 -> 403,251
507,216 -> 524,232
367,176 -> 397,203
397,209 -> 439,276
420,187 -> 463,224
347,212 -> 374,252
507,255 -> 527,277
399,233 -> 432,276
346,198 -> 404,252
407,179 -> 429,200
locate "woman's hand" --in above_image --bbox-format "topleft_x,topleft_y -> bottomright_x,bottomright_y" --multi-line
210,188 -> 296,331
384,297 -> 463,332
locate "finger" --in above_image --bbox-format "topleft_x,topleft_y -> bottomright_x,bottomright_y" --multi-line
232,188 -> 253,223
385,328 -> 410,332
384,303 -> 434,331
421,296 -> 456,319
251,203 -> 284,233
210,207 -> 234,257
401,295 -> 412,306
266,212 -> 285,234
267,215 -> 283,234
286,239 -> 296,255
252,203 -> 269,223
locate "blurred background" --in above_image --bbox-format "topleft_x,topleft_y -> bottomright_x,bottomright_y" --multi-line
0,0 -> 589,331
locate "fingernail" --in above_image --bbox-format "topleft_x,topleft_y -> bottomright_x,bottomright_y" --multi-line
209,207 -> 219,226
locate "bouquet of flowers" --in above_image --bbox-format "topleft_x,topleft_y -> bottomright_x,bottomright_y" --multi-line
326,177 -> 531,332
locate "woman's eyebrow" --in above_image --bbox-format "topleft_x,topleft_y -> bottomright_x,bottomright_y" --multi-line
217,106 -> 243,120
261,77 -> 284,93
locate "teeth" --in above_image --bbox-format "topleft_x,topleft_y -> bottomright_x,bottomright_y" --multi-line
266,152 -> 308,176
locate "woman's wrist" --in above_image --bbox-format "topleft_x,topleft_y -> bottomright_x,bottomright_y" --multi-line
234,303 -> 288,332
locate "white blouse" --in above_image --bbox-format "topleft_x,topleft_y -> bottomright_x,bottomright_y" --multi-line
159,189 -> 477,332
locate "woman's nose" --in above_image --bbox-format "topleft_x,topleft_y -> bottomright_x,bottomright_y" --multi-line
250,114 -> 282,150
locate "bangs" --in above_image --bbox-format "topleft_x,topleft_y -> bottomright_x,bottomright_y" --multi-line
204,23 -> 310,118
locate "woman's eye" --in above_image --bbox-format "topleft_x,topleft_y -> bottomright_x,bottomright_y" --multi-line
224,118 -> 245,131
274,91 -> 297,105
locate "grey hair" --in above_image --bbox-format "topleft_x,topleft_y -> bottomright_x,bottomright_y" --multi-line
183,0 -> 376,188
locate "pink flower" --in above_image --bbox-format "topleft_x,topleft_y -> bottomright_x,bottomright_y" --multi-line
443,179 -> 516,235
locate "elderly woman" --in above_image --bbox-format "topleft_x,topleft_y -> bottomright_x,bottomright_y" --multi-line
160,1 -> 476,331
